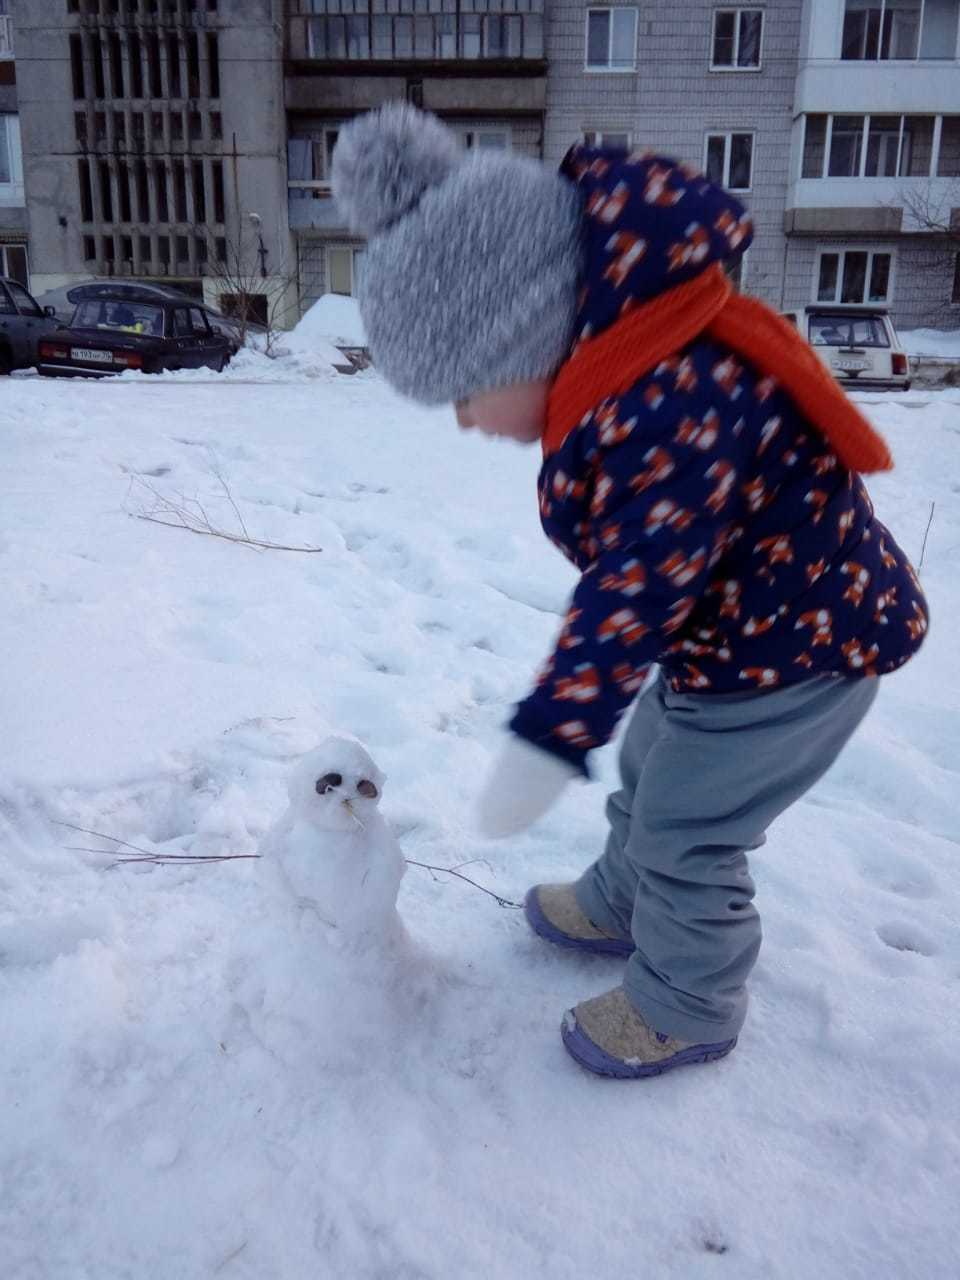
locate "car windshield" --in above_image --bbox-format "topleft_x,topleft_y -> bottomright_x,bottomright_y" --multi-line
72,299 -> 165,337
808,314 -> 890,348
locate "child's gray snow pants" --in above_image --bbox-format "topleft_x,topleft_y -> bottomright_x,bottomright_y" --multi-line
575,670 -> 878,1043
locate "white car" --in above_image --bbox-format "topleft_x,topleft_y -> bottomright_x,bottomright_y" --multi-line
780,307 -> 910,392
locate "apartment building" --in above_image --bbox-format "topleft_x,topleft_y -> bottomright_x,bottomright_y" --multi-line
12,0 -> 292,323
10,0 -> 959,329
0,0 -> 29,287
786,0 -> 960,327
547,0 -> 959,329
284,0 -> 549,309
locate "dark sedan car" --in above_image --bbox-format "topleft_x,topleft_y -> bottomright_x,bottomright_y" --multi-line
0,277 -> 61,375
37,284 -> 233,378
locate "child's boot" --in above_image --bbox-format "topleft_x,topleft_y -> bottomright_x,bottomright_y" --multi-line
562,986 -> 737,1079
525,884 -> 635,956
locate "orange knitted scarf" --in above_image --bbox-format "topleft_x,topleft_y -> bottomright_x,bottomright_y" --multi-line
543,263 -> 893,473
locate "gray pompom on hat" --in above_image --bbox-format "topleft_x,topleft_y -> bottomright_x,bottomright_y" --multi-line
331,104 -> 581,406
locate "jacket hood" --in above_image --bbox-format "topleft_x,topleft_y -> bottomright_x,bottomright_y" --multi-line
561,146 -> 754,345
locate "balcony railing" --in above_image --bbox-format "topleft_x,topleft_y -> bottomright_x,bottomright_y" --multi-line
0,15 -> 14,59
288,2 -> 545,63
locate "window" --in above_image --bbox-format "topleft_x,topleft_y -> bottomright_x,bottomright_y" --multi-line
458,128 -> 510,150
173,160 -> 187,221
809,313 -> 891,346
84,236 -> 96,262
173,306 -> 192,336
829,115 -> 865,176
207,34 -> 220,98
99,160 -> 113,222
0,4 -> 13,60
953,252 -> 960,303
0,244 -> 28,289
583,130 -> 632,149
307,9 -> 543,62
0,114 -> 22,188
327,245 -> 364,296
90,35 -> 106,99
705,131 -> 754,190
712,8 -> 763,68
141,30 -> 158,98
802,113 -> 938,178
842,0 -> 958,59
939,116 -> 960,176
129,32 -> 144,98
6,280 -> 41,315
156,161 -> 169,221
211,112 -> 222,140
287,129 -> 340,193
192,160 -> 206,222
212,161 -> 224,222
816,249 -> 893,304
70,35 -> 86,98
167,35 -> 181,96
219,291 -> 267,326
109,32 -> 124,97
186,33 -> 200,97
586,8 -> 638,71
78,158 -> 93,220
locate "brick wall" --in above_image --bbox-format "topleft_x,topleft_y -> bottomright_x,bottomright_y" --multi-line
783,236 -> 960,330
544,0 -> 804,310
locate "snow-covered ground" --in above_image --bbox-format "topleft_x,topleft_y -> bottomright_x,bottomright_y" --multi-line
899,327 -> 960,360
1,366 -> 958,1279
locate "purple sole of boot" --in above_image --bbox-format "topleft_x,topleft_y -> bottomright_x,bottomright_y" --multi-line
561,1011 -> 737,1079
524,888 -> 636,957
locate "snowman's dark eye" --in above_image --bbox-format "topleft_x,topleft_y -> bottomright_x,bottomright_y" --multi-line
357,779 -> 378,799
316,772 -> 343,795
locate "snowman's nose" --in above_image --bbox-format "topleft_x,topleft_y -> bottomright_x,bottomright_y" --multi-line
316,772 -> 343,795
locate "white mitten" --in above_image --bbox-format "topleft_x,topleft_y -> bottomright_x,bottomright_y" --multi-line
475,736 -> 580,839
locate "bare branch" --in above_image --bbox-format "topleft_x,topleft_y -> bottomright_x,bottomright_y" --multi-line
124,473 -> 323,554
59,819 -> 522,905
404,859 -> 524,909
919,500 -> 936,573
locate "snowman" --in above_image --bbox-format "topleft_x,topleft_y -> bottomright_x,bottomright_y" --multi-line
258,735 -> 405,952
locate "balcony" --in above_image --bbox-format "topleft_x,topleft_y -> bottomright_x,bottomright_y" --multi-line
786,112 -> 960,234
798,0 -> 960,115
286,2 -> 547,116
287,2 -> 545,67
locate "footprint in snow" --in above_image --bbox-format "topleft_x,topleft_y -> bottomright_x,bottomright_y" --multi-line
875,922 -> 938,957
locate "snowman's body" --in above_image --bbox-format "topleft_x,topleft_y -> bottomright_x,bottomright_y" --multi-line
259,736 -> 405,952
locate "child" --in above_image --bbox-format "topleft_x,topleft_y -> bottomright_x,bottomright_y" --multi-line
332,106 -> 929,1079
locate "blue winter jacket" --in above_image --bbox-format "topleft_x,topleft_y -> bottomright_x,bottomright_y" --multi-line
510,148 -> 929,774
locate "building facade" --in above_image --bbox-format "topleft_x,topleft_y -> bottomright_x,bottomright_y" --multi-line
283,0 -> 549,309
9,0 -> 960,330
546,0 -> 959,328
1,0 -> 29,286
786,0 -> 960,327
12,0 -> 294,324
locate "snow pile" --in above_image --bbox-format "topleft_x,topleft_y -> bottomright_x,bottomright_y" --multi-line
284,293 -> 367,351
899,327 -> 960,359
0,375 -> 957,1278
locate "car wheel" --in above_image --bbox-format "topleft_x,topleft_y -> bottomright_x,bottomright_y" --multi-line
0,344 -> 12,376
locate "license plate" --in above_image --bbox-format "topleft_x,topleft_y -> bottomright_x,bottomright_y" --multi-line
832,357 -> 869,372
71,347 -> 114,364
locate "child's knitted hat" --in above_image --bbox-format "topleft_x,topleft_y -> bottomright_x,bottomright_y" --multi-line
331,104 -> 581,406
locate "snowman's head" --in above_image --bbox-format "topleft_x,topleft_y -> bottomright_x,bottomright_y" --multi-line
287,736 -> 386,832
